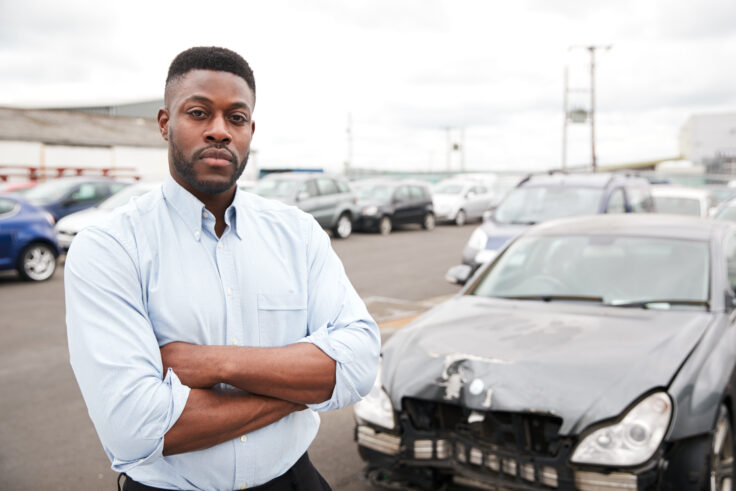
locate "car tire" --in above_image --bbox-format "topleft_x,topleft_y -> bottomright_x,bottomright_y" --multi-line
333,213 -> 353,239
710,404 -> 734,491
422,212 -> 436,230
379,216 -> 392,235
17,242 -> 57,282
454,209 -> 467,226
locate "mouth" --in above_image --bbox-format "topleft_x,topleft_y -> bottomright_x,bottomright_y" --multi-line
197,147 -> 234,167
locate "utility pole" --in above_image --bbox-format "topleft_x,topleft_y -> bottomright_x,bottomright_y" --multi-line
562,65 -> 569,170
567,44 -> 611,172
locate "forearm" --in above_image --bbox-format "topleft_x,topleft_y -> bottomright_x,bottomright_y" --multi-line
220,343 -> 336,404
163,388 -> 304,455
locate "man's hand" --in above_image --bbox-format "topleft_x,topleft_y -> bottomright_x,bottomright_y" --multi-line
160,342 -> 223,388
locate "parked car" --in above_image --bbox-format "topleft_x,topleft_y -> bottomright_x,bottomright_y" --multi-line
355,179 -> 435,235
21,176 -> 130,221
55,181 -> 162,251
651,185 -> 715,217
356,214 -> 736,490
452,172 -> 654,279
0,195 -> 60,281
254,172 -> 357,238
433,179 -> 495,226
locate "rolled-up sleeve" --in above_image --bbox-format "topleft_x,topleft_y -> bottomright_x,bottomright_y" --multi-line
65,226 -> 190,473
299,220 -> 381,412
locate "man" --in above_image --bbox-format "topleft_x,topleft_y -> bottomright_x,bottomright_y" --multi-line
66,47 -> 380,491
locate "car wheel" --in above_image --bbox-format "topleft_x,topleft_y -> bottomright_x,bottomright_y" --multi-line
710,405 -> 734,491
422,212 -> 436,230
454,209 -> 467,226
17,242 -> 57,282
333,213 -> 353,239
379,216 -> 392,235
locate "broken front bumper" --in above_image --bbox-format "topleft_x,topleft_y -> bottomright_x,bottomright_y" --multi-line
355,416 -> 662,490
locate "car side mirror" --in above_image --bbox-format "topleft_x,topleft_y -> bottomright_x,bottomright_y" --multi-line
61,197 -> 77,207
482,209 -> 495,222
445,264 -> 473,285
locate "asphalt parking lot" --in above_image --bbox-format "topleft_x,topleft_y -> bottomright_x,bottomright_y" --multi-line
0,222 -> 475,490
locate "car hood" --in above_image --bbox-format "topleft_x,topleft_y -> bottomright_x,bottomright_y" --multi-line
55,207 -> 110,232
382,295 -> 712,435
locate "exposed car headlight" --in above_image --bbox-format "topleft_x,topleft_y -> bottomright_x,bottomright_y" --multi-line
361,206 -> 378,216
467,227 -> 488,250
354,359 -> 395,430
571,392 -> 672,467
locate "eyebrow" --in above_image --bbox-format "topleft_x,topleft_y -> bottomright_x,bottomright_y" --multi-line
184,95 -> 252,112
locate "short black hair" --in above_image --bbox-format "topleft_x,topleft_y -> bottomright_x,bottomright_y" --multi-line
165,46 -> 255,102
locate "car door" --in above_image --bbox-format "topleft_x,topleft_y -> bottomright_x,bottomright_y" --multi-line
59,182 -> 110,218
0,198 -> 19,268
391,186 -> 413,224
409,185 -> 428,224
295,179 -> 322,222
314,178 -> 341,228
466,185 -> 491,219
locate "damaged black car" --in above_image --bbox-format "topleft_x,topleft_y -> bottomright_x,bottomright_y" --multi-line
355,214 -> 736,490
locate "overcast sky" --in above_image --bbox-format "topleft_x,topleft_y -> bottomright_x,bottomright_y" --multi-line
1,0 -> 735,173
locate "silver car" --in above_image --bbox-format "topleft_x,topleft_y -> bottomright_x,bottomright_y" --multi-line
433,179 -> 495,226
254,172 -> 357,239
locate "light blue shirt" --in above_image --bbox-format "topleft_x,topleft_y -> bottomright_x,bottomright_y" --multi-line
65,176 -> 380,491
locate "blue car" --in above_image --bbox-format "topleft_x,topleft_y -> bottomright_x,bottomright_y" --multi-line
0,195 -> 60,281
21,176 -> 130,221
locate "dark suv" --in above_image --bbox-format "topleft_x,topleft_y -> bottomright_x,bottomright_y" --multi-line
254,172 -> 357,239
354,179 -> 435,235
449,171 -> 654,280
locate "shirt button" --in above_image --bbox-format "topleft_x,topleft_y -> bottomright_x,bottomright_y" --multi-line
240,484 -> 247,490
226,288 -> 232,296
217,242 -> 223,249
232,337 -> 238,345
240,435 -> 247,443
194,230 -> 200,239
202,211 -> 208,218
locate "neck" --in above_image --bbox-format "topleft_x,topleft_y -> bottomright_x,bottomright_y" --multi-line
173,175 -> 236,237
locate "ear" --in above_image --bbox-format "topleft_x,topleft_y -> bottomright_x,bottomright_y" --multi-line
250,120 -> 256,137
157,108 -> 170,141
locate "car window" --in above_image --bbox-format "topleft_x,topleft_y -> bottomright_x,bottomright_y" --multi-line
476,186 -> 488,194
394,186 -> 410,202
0,198 -> 17,216
316,178 -> 339,196
606,188 -> 626,214
70,183 -> 107,203
409,186 -> 424,200
627,187 -> 654,213
336,180 -> 350,193
110,183 -> 127,194
299,180 -> 319,198
653,196 -> 702,216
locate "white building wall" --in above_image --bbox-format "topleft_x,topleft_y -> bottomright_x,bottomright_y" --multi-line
680,113 -> 736,163
0,140 -> 167,181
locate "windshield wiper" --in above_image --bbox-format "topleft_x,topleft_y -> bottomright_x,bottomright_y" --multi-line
496,294 -> 604,303
606,299 -> 710,310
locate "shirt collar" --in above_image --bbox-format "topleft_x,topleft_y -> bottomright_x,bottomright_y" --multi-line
162,175 -> 244,241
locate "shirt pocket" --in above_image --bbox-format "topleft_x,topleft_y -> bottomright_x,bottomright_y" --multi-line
257,292 -> 308,347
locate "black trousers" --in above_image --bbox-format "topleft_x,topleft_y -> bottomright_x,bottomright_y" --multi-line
120,453 -> 332,491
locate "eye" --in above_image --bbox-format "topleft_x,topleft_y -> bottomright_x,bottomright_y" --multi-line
188,109 -> 206,118
230,113 -> 249,124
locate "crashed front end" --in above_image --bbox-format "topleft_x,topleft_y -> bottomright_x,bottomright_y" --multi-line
355,396 -> 666,490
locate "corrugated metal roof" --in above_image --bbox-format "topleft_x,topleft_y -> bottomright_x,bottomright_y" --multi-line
0,106 -> 166,148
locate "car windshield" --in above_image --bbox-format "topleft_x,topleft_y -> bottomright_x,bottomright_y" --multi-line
494,186 -> 603,224
98,183 -> 158,211
22,179 -> 80,204
357,185 -> 394,201
471,234 -> 710,309
434,184 -> 465,195
653,196 -> 701,216
254,179 -> 299,198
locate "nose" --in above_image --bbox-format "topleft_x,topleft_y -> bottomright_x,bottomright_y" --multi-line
204,113 -> 231,144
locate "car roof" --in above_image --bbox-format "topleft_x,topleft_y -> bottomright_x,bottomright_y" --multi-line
526,214 -> 733,242
519,172 -> 646,189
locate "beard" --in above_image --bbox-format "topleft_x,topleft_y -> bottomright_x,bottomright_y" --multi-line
170,137 -> 249,195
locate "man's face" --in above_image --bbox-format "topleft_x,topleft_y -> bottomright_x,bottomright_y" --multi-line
158,69 -> 255,197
